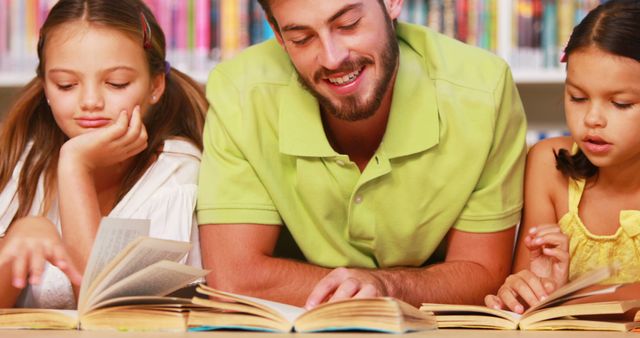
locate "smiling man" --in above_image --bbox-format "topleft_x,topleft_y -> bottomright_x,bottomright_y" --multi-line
197,0 -> 527,308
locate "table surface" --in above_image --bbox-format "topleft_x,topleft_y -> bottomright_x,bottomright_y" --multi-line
0,329 -> 637,337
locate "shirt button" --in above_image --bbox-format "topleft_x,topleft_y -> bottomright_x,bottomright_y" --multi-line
336,159 -> 345,166
354,195 -> 363,204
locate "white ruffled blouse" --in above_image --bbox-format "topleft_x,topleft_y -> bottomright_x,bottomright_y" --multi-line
0,139 -> 203,309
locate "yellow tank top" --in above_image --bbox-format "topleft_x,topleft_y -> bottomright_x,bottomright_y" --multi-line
558,178 -> 640,283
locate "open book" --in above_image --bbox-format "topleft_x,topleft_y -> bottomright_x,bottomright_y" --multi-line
0,218 -> 208,331
188,285 -> 436,333
420,265 -> 640,331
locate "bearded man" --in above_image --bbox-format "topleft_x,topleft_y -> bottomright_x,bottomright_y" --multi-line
197,0 -> 527,308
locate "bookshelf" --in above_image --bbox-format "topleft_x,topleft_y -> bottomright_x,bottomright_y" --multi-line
0,0 -> 602,143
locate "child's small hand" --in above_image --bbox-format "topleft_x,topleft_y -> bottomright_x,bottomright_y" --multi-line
525,224 -> 569,289
484,269 -> 556,314
0,217 -> 83,288
60,105 -> 148,171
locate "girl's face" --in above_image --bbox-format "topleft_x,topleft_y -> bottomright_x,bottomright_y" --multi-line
43,21 -> 164,139
565,46 -> 640,169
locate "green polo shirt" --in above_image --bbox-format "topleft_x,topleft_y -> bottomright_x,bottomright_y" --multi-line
197,22 -> 526,268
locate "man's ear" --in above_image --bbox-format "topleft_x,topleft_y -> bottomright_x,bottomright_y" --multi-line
383,0 -> 404,20
150,73 -> 166,104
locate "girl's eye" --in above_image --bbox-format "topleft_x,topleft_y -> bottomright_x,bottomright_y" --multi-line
569,96 -> 587,103
613,101 -> 634,109
57,84 -> 75,91
108,82 -> 129,89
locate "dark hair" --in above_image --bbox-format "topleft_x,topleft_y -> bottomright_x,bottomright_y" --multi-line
256,0 -> 392,35
556,0 -> 640,179
0,0 -> 207,218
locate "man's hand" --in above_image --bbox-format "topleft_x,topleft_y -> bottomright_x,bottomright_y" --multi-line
0,217 -> 83,288
304,267 -> 389,309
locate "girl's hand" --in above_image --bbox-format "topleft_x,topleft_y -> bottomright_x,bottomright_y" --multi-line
484,269 -> 556,313
60,105 -> 148,171
526,224 -> 570,289
0,217 -> 83,288
484,224 -> 569,313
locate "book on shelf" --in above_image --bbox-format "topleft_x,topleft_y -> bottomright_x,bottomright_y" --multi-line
188,284 -> 437,333
0,218 -> 208,331
420,265 -> 640,331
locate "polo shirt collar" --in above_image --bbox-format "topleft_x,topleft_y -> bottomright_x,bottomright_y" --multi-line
279,73 -> 338,157
381,32 -> 439,159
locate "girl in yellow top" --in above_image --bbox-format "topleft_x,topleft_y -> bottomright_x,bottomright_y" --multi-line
485,0 -> 640,314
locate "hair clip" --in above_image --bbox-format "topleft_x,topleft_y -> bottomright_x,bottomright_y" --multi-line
140,12 -> 152,49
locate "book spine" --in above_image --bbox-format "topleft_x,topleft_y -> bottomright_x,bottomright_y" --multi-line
0,0 -> 7,70
541,0 -> 557,68
455,0 -> 468,43
210,0 -> 220,60
194,0 -> 210,71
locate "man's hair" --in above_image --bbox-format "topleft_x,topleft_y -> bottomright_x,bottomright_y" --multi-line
256,0 -> 390,35
256,0 -> 278,32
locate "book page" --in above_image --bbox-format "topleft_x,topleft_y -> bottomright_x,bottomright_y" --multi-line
196,285 -> 305,324
85,260 -> 207,312
525,264 -> 616,313
81,218 -> 150,294
231,293 -> 305,324
84,238 -> 191,310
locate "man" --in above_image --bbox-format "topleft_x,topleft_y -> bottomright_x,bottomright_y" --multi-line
198,0 -> 526,308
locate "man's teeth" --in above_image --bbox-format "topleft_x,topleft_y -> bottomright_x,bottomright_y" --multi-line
328,70 -> 360,85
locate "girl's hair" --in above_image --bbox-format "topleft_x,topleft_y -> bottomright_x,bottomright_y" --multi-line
555,0 -> 640,179
0,0 -> 207,219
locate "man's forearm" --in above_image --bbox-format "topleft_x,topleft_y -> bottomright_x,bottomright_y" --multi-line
207,255 -> 331,307
376,261 -> 503,306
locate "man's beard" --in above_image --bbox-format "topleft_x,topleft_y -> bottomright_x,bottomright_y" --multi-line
295,21 -> 399,122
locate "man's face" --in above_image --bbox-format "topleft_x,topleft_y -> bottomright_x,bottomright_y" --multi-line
271,0 -> 400,121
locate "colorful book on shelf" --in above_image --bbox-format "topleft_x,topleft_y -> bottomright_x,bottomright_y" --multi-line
188,285 -> 437,333
420,265 -> 640,331
0,218 -> 208,331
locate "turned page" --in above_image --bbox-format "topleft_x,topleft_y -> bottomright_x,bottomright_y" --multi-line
79,218 -> 150,308
84,260 -> 208,312
81,237 -> 192,312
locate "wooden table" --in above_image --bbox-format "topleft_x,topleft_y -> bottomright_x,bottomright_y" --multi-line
0,330 -> 636,337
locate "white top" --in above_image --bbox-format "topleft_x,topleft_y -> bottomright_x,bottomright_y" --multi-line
0,139 -> 202,309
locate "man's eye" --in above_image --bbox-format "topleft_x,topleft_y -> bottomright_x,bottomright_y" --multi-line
339,18 -> 361,30
569,96 -> 587,102
290,37 -> 311,46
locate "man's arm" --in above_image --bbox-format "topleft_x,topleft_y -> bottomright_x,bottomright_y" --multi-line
200,222 -> 514,307
305,227 -> 515,308
200,223 -> 330,307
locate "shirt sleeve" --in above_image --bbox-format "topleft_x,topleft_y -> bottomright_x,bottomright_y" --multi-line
196,68 -> 281,226
128,183 -> 201,267
453,65 -> 526,232
0,166 -> 20,237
